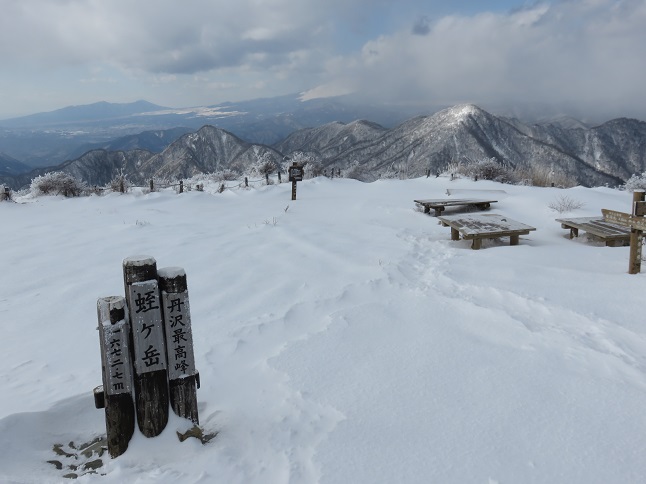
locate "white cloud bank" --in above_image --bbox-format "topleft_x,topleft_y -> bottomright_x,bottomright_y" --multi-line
1,0 -> 645,120
318,0 -> 646,119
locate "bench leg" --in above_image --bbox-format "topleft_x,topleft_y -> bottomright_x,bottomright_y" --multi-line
510,235 -> 520,246
434,207 -> 443,217
471,238 -> 482,250
451,228 -> 460,241
606,239 -> 627,247
423,206 -> 430,214
569,228 -> 578,239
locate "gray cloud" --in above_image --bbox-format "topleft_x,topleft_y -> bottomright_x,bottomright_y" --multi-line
0,0 -> 344,74
317,0 -> 646,120
412,16 -> 431,36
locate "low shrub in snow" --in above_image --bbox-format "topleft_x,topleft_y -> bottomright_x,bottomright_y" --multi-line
250,154 -> 279,179
30,172 -> 87,197
548,195 -> 585,213
465,157 -> 514,183
624,172 -> 646,191
513,164 -> 575,188
212,169 -> 239,182
304,160 -> 324,178
443,157 -> 515,183
108,171 -> 131,193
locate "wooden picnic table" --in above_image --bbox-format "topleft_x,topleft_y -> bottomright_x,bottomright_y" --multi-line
414,198 -> 497,216
556,216 -> 630,246
437,213 -> 536,250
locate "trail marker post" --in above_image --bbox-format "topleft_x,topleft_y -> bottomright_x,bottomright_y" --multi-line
95,296 -> 135,458
159,267 -> 200,424
288,162 -> 304,200
123,256 -> 169,437
602,190 -> 646,274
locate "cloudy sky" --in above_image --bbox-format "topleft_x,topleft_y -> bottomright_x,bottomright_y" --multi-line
1,0 -> 645,120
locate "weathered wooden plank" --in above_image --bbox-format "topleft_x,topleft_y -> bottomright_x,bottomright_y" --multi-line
634,200 -> 646,217
414,198 -> 497,208
123,256 -> 169,438
629,191 -> 645,274
437,213 -> 536,249
97,296 -> 135,458
438,214 -> 536,236
445,189 -> 507,196
158,267 -> 199,425
556,217 -> 631,242
415,199 -> 497,217
602,209 -> 646,231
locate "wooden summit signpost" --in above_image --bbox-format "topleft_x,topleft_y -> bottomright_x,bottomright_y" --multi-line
288,162 -> 304,200
94,255 -> 200,458
602,190 -> 646,274
159,267 -> 200,424
95,296 -> 135,458
123,256 -> 169,438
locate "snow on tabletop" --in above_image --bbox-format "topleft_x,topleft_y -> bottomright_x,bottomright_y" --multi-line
1,176 -> 646,484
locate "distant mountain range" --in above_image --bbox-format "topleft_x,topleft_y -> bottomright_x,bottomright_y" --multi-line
0,94 -> 423,168
2,102 -> 645,191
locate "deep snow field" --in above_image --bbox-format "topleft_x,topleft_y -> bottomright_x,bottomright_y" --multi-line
1,176 -> 646,484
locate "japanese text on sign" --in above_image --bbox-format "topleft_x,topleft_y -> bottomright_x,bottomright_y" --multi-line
161,291 -> 196,379
100,320 -> 133,395
288,166 -> 304,182
128,280 -> 167,374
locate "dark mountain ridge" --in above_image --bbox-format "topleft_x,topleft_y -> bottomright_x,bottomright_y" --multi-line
2,104 -> 644,190
0,152 -> 30,176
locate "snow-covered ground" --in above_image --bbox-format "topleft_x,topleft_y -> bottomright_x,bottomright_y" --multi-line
1,176 -> 646,483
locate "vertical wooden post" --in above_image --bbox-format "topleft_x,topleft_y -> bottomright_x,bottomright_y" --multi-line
123,256 -> 169,437
278,172 -> 282,183
286,162 -> 306,199
266,173 -> 270,185
179,180 -> 183,193
149,179 -> 154,192
96,296 -> 135,458
158,267 -> 199,424
245,177 -> 248,188
629,190 -> 645,274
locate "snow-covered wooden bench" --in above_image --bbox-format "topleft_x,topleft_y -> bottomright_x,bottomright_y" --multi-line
438,213 -> 536,250
556,216 -> 631,247
445,188 -> 507,197
414,198 -> 497,216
